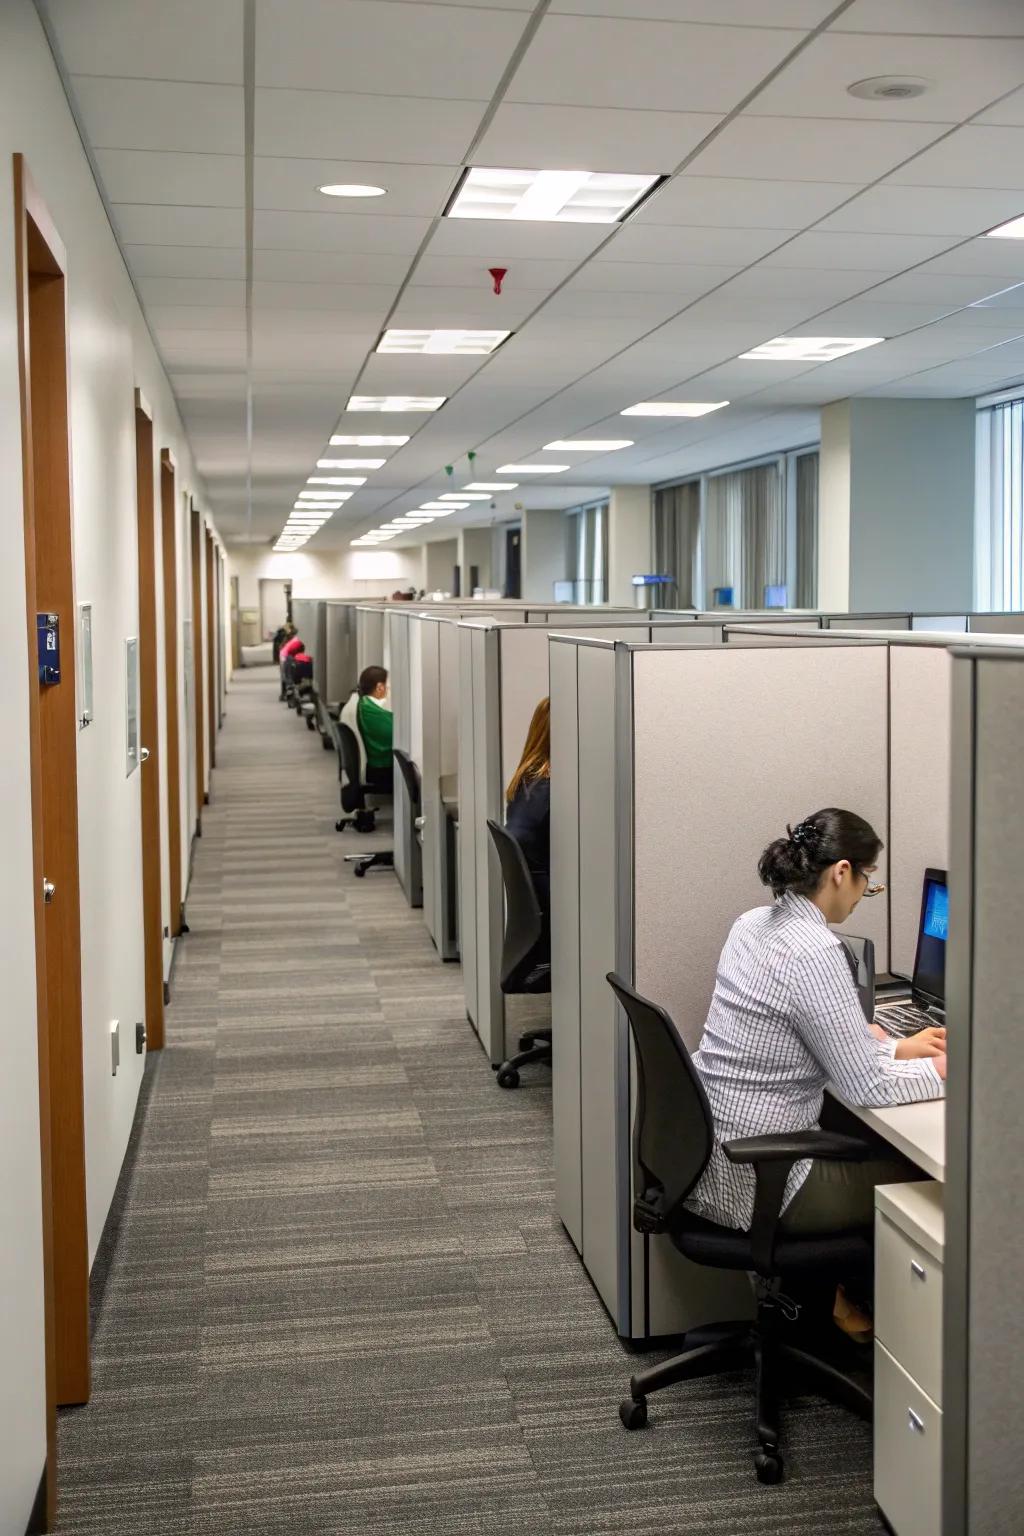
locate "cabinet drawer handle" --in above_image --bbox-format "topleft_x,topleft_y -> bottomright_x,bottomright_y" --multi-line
908,1408 -> 926,1434
910,1260 -> 927,1280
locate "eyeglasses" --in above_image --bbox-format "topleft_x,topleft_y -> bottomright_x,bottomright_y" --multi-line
857,869 -> 886,898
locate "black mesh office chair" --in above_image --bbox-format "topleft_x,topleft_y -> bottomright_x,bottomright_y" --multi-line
606,973 -> 874,1485
393,748 -> 423,908
487,820 -> 551,1089
331,717 -> 394,877
311,686 -> 335,749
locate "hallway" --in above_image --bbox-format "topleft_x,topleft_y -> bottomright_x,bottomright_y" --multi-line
56,669 -> 883,1536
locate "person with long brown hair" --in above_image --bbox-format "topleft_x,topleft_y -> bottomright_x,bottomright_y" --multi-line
505,696 -> 551,910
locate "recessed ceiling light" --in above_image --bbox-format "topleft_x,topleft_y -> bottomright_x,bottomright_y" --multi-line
299,489 -> 352,498
377,328 -> 511,356
463,481 -> 517,491
293,501 -> 343,511
986,214 -> 1024,240
307,476 -> 366,486
738,336 -> 883,362
347,395 -> 446,413
417,506 -> 456,516
447,166 -> 660,224
419,501 -> 468,510
497,463 -> 570,474
330,434 -> 410,447
442,492 -> 491,500
846,75 -> 931,101
621,401 -> 729,418
316,458 -> 386,470
543,439 -> 634,451
319,183 -> 387,198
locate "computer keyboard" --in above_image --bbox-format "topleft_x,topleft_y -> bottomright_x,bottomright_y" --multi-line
873,1003 -> 937,1038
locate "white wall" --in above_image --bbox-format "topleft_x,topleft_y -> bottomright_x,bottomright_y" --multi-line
819,399 -> 852,612
0,5 -> 219,1525
607,485 -> 651,605
423,537 -> 458,594
521,508 -> 567,601
228,542 -> 421,610
458,526 -> 492,594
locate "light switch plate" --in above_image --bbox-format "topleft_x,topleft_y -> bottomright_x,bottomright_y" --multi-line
110,1019 -> 119,1076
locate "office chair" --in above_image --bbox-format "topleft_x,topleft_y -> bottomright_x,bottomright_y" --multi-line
606,973 -> 874,1485
393,748 -> 424,908
330,715 -> 394,877
311,685 -> 335,749
487,820 -> 551,1089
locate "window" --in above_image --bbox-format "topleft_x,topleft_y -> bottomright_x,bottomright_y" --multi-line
652,481 -> 700,606
566,501 -> 608,603
976,401 -> 1024,611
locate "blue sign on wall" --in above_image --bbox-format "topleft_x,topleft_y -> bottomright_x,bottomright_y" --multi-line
37,611 -> 60,684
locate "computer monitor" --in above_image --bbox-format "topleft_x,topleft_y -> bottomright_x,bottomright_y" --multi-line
764,584 -> 787,608
912,868 -> 948,1009
712,586 -> 734,608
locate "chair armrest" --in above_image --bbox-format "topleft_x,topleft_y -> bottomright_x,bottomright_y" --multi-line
723,1130 -> 875,1274
723,1130 -> 874,1165
328,703 -> 341,720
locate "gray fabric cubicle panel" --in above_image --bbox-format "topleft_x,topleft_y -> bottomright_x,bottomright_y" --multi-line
827,614 -> 911,630
420,620 -> 441,947
389,611 -> 412,900
966,612 -> 1024,634
945,652 -> 1024,1535
913,614 -> 967,632
409,616 -> 424,770
456,625 -> 478,1027
356,606 -> 386,674
889,646 -> 951,980
325,602 -> 356,703
632,645 -> 890,1052
472,627 -> 504,1059
550,638 -> 583,1252
291,597 -> 317,651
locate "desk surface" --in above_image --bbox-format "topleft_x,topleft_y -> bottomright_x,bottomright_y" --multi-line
829,1091 -> 945,1182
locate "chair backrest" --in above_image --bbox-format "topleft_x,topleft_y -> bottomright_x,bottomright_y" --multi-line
336,721 -> 366,809
486,819 -> 545,991
339,691 -> 368,781
393,748 -> 421,810
606,973 -> 715,1234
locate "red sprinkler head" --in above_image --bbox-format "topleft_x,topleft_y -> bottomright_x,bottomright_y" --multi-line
488,266 -> 507,296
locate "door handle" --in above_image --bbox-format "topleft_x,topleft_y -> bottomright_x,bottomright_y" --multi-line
43,879 -> 56,905
139,746 -> 151,763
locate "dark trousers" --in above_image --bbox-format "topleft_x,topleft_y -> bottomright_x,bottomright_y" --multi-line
366,764 -> 393,794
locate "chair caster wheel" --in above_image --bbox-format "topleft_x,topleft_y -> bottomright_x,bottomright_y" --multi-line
619,1397 -> 648,1431
336,821 -> 346,832
354,865 -> 367,878
306,717 -> 315,730
322,735 -> 333,750
496,1067 -> 520,1089
754,1450 -> 784,1485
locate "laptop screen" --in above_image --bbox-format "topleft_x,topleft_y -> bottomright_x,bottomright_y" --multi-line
913,870 -> 948,1008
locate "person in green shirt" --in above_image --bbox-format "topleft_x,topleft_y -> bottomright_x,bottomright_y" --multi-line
356,666 -> 393,790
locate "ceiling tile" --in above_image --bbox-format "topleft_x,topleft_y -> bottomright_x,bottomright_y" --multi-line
413,254 -> 579,289
551,0 -> 835,20
391,285 -> 540,328
974,85 -> 1024,126
147,305 -> 247,332
255,0 -> 529,96
253,278 -> 398,315
253,250 -> 410,285
125,245 -> 247,279
254,87 -> 484,163
254,157 -> 458,216
866,270 -> 1018,305
157,330 -> 248,368
137,276 -> 246,306
474,101 -> 721,173
887,125 -> 1024,189
93,148 -> 244,207
70,76 -> 243,155
42,0 -> 242,82
425,219 -> 607,261
759,229 -> 958,271
919,239 -> 1024,277
832,0 -> 1024,37
815,184 -> 1024,237
635,174 -> 853,228
507,15 -> 803,113
751,32 -> 1024,123
254,209 -> 429,254
598,223 -> 795,264
686,115 -> 948,183
570,260 -> 739,293
112,204 -> 244,248
714,265 -> 892,302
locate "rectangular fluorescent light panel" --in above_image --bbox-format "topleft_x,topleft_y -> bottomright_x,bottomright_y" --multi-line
418,507 -> 455,516
621,401 -> 729,418
419,501 -> 468,511
738,336 -> 883,362
497,463 -> 570,474
377,328 -> 510,356
463,482 -> 517,491
543,439 -> 633,451
346,395 -> 445,413
448,167 -> 659,224
307,476 -> 365,486
330,434 -> 410,446
986,215 -> 1024,240
316,458 -> 386,470
442,492 -> 490,500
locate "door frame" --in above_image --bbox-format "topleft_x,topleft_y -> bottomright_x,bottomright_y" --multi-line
189,502 -> 205,824
134,396 -> 164,1051
160,450 -> 184,938
205,529 -> 217,772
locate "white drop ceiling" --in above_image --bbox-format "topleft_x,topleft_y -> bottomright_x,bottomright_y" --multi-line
36,0 -> 1024,549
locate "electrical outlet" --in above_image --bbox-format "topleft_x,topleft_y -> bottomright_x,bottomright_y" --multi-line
110,1019 -> 120,1076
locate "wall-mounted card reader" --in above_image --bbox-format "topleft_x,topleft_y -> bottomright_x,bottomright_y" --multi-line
37,612 -> 61,684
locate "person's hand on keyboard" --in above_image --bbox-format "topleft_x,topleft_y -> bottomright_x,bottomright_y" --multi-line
894,1026 -> 946,1061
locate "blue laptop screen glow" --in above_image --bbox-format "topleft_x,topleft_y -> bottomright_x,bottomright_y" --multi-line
923,881 -> 948,943
916,876 -> 948,1005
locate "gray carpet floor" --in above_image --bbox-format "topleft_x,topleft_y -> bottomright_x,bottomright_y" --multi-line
56,668 -> 885,1535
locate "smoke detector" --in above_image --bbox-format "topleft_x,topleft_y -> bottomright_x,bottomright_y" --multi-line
847,76 -> 932,101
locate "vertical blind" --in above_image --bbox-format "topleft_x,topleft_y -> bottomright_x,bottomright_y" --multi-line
704,462 -> 785,607
795,453 -> 819,608
652,481 -> 700,605
568,502 -> 608,603
976,402 -> 1024,611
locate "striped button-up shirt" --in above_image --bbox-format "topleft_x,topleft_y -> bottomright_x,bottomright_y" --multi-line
686,891 -> 944,1232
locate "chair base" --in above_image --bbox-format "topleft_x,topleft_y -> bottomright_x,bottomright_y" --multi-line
496,1027 -> 552,1089
336,809 -> 377,834
344,850 -> 394,878
619,1309 -> 871,1485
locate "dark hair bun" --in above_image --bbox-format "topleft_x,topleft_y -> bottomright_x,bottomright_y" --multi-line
758,836 -> 816,897
758,808 -> 883,898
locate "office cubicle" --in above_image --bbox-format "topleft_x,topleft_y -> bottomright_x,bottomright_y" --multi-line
945,645 -> 1024,1536
290,597 -> 327,696
549,628 -> 963,1341
355,603 -> 387,680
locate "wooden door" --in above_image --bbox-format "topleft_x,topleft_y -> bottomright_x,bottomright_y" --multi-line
205,530 -> 217,771
190,503 -> 205,824
134,401 -> 164,1051
14,154 -> 91,1527
160,452 -> 184,937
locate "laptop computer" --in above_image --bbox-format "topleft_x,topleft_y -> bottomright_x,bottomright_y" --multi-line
873,868 -> 948,1038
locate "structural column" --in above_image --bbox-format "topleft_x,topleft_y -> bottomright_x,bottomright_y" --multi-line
521,508 -> 567,602
819,398 -> 975,612
607,485 -> 651,606
457,526 -> 492,596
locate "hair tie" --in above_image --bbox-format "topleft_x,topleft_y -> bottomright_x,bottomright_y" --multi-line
788,820 -> 820,852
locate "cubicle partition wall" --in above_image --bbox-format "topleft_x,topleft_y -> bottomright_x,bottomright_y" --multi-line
384,608 -> 422,905
945,646 -> 1024,1536
290,597 -> 327,695
419,615 -> 461,959
549,630 -> 967,1341
355,604 -> 387,681
324,600 -> 357,705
